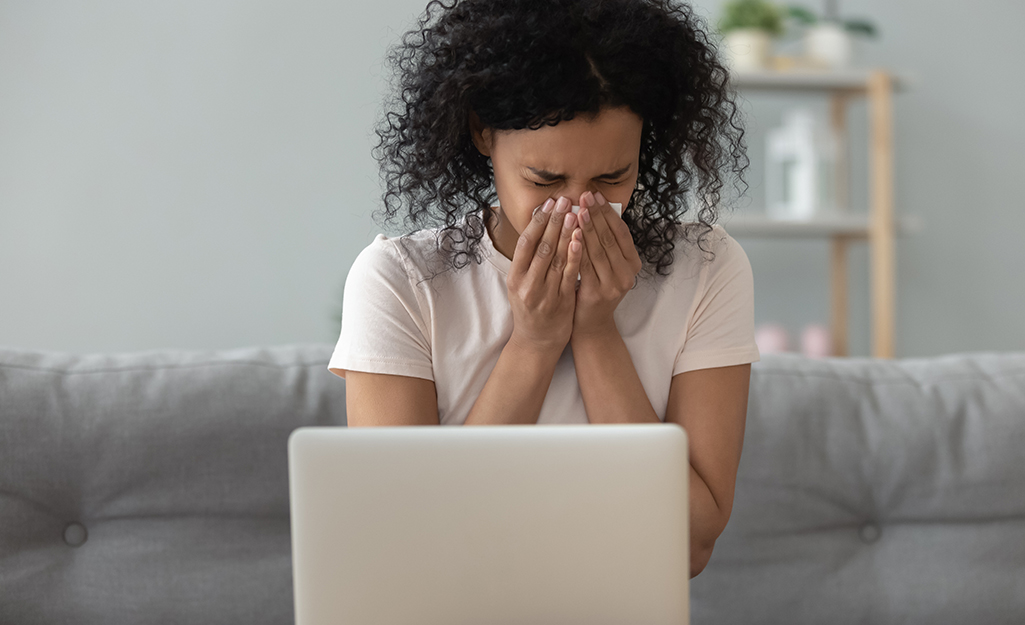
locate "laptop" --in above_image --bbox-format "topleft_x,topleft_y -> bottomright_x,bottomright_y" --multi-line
288,423 -> 689,625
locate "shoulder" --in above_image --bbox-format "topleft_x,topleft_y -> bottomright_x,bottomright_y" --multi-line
647,222 -> 749,284
690,223 -> 752,291
701,223 -> 750,272
341,232 -> 442,333
683,222 -> 746,264
350,229 -> 446,283
678,222 -> 754,311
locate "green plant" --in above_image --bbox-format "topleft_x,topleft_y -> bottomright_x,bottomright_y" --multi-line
786,0 -> 878,37
718,0 -> 785,36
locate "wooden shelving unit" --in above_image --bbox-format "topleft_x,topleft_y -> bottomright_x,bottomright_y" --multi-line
723,68 -> 914,359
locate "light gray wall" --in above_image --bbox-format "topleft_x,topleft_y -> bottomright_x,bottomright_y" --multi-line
1,0 -> 1022,357
714,0 -> 1025,357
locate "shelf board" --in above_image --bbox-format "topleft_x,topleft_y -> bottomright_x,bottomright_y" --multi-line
721,212 -> 922,238
730,68 -> 910,93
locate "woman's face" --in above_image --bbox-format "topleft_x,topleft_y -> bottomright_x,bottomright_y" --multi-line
471,106 -> 643,243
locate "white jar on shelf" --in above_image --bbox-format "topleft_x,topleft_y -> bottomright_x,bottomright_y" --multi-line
722,28 -> 773,72
805,22 -> 853,69
764,107 -> 838,220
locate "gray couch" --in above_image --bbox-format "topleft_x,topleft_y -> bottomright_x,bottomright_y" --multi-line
2,344 -> 1023,624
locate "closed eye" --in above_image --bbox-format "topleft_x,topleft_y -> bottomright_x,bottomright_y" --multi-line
531,180 -> 627,188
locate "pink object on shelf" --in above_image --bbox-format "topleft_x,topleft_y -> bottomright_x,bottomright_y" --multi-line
755,323 -> 791,354
800,324 -> 833,358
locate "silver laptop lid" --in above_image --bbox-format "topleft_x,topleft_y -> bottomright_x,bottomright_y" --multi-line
289,423 -> 689,625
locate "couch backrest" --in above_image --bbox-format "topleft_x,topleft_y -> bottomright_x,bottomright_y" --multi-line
3,346 -> 1024,624
692,351 -> 1025,624
0,344 -> 345,625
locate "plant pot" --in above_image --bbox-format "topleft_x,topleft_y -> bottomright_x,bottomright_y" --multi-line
723,28 -> 773,72
804,22 -> 853,69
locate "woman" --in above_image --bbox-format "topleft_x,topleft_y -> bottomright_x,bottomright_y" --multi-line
330,0 -> 759,577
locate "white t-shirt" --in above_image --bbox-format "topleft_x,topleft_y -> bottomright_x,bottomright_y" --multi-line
329,210 -> 760,425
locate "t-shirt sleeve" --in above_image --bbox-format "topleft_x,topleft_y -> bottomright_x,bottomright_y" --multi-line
673,226 -> 761,375
328,235 -> 434,381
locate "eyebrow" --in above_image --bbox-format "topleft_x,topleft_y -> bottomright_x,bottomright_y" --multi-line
526,164 -> 632,181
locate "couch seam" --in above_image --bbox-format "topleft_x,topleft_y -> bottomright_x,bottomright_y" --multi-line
751,368 -> 1025,386
0,361 -> 331,375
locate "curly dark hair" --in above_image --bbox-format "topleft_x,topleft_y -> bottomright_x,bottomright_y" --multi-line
371,0 -> 748,276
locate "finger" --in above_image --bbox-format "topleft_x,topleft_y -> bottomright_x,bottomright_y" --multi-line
595,192 -> 635,257
577,227 -> 599,288
586,193 -> 628,266
526,196 -> 571,284
561,228 -> 584,297
577,202 -> 616,286
548,211 -> 576,298
509,198 -> 555,279
590,191 -> 641,279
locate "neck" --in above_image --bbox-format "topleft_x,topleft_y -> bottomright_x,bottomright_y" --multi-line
487,207 -> 517,261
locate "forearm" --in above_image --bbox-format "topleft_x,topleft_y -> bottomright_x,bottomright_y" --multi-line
572,328 -> 728,576
464,337 -> 562,425
570,328 -> 659,424
689,464 -> 728,577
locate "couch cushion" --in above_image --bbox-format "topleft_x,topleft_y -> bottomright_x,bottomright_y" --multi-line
0,344 -> 344,625
5,346 -> 1024,624
692,352 -> 1025,624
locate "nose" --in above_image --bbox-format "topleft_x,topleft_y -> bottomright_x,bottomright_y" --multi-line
556,187 -> 600,206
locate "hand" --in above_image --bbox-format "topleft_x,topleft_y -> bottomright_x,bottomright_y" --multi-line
507,196 -> 584,354
573,191 -> 642,338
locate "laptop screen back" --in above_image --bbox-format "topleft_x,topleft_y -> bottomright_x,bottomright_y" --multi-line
288,423 -> 689,625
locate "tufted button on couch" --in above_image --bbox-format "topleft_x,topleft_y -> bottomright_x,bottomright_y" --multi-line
2,345 -> 1023,624
690,352 -> 1025,623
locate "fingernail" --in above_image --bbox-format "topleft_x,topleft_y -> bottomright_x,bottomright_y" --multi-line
580,208 -> 591,224
595,191 -> 606,205
582,191 -> 594,207
542,198 -> 554,213
563,213 -> 575,229
556,197 -> 570,212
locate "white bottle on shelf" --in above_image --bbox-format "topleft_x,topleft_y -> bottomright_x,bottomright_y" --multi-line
764,107 -> 838,220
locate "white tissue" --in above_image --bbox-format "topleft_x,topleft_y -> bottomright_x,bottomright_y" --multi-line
571,202 -> 622,216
